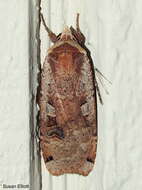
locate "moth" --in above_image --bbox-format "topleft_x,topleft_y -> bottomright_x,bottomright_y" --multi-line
38,13 -> 104,176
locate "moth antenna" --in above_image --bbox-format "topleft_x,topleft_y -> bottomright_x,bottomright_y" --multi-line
95,68 -> 112,84
76,13 -> 80,31
40,13 -> 58,43
74,13 -> 86,44
40,13 -> 51,34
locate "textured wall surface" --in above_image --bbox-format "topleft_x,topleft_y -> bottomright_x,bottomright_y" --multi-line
0,0 -> 30,189
0,0 -> 142,190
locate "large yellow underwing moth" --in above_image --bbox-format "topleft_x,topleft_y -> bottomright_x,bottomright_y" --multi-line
38,13 -> 103,176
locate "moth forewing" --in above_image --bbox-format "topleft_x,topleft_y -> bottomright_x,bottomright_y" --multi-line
39,13 -> 99,176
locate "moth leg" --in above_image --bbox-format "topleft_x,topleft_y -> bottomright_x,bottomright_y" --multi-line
95,73 -> 109,95
94,68 -> 112,103
40,13 -> 58,43
94,76 -> 103,105
95,68 -> 112,85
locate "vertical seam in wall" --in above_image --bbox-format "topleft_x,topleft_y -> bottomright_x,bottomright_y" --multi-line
28,0 -> 42,189
64,174 -> 67,190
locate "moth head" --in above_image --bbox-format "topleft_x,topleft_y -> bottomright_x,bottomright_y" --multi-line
57,26 -> 85,45
59,26 -> 74,41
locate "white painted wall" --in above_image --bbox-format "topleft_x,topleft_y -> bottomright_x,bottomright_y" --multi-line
0,0 -> 30,189
0,0 -> 142,190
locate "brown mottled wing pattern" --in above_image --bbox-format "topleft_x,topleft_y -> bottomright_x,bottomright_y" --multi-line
76,53 -> 97,163
39,41 -> 97,176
